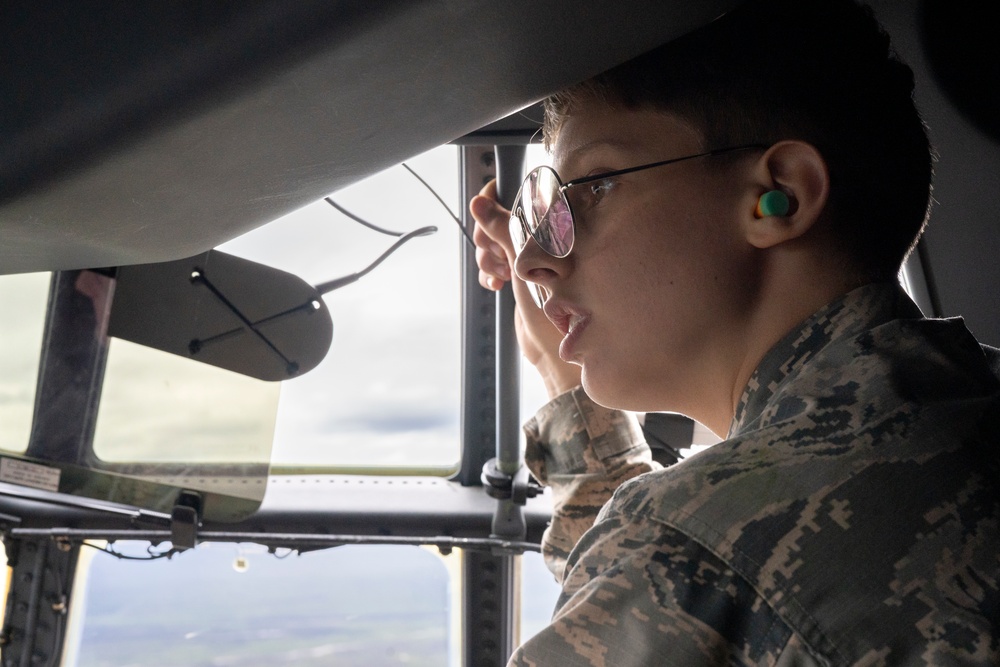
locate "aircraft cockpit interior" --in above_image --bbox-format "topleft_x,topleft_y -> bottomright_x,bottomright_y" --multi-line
1,1 -> 997,665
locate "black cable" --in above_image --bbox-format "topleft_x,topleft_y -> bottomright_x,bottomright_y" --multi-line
324,163 -> 474,246
323,197 -> 405,237
81,540 -> 180,561
315,160 -> 477,296
401,163 -> 475,246
314,225 -> 437,295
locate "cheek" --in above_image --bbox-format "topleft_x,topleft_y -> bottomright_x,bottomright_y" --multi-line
623,205 -> 702,290
585,230 -> 675,308
576,186 -> 748,307
580,326 -> 679,411
594,206 -> 751,340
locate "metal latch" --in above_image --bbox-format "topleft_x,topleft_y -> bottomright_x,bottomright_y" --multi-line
170,491 -> 202,551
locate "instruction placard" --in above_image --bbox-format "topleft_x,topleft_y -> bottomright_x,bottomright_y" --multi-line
0,457 -> 61,493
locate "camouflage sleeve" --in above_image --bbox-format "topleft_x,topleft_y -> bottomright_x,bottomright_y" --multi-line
508,493 -> 819,667
523,387 -> 658,581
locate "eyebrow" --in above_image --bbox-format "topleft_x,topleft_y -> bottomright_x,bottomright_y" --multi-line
555,139 -> 638,179
559,138 -> 636,162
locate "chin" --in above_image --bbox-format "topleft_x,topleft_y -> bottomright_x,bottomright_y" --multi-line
581,364 -> 678,413
581,368 -> 644,412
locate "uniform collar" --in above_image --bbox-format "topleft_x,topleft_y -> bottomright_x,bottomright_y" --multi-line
728,282 -> 922,437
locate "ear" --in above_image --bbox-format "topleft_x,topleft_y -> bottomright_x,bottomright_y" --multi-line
742,140 -> 830,250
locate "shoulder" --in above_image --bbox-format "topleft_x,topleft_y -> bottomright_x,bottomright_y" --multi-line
545,507 -> 807,667
583,431 -> 1000,663
596,323 -> 1000,663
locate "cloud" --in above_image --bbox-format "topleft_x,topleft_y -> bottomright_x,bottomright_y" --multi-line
321,410 -> 457,435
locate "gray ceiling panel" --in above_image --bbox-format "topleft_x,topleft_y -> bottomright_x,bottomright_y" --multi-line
0,0 -> 739,273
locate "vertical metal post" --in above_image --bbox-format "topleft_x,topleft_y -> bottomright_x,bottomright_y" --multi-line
458,146 -> 499,486
462,550 -> 518,667
0,537 -> 78,667
457,144 -> 526,666
490,145 -> 527,541
27,270 -> 113,466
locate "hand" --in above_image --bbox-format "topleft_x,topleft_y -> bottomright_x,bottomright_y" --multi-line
470,179 -> 582,398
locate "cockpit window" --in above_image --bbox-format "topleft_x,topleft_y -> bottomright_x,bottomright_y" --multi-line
0,272 -> 49,455
93,339 -> 280,465
220,145 -> 463,472
65,542 -> 452,665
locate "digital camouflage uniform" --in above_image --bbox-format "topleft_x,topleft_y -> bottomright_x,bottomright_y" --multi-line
510,283 -> 1000,666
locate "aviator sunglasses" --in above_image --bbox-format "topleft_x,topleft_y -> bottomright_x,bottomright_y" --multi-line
508,144 -> 766,306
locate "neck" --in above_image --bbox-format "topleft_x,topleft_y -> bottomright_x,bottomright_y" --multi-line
709,255 -> 863,437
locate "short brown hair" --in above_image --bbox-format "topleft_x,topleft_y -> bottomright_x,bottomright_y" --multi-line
543,0 -> 932,281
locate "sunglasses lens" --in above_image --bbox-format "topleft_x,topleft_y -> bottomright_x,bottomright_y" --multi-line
522,167 -> 574,258
506,210 -> 549,307
508,209 -> 527,251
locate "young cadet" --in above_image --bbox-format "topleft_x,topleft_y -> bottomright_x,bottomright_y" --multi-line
471,0 -> 1000,664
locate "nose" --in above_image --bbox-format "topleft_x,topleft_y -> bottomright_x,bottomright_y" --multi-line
513,234 -> 567,299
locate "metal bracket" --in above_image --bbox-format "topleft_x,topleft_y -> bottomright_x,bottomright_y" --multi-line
481,459 -> 542,505
483,459 -> 542,544
169,491 -> 202,551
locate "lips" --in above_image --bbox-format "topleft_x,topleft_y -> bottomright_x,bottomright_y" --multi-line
567,314 -> 586,335
543,300 -> 590,362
